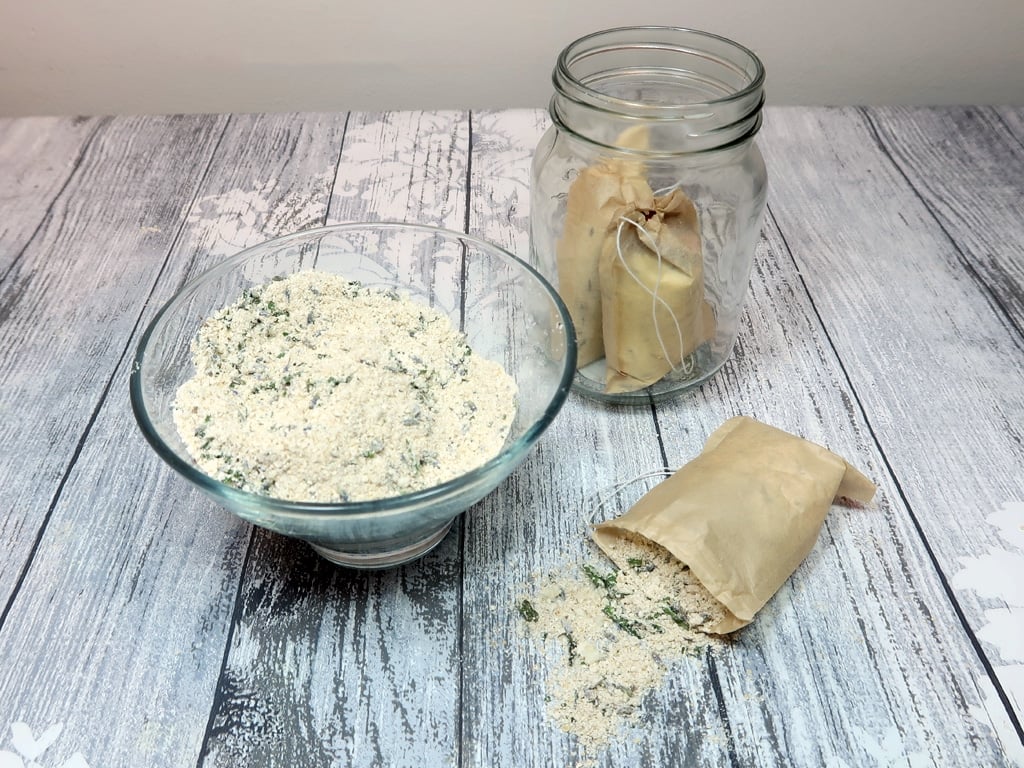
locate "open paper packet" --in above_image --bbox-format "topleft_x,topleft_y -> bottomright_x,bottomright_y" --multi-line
593,417 -> 876,633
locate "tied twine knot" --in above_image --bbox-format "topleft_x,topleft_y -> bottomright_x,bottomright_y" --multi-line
614,211 -> 697,378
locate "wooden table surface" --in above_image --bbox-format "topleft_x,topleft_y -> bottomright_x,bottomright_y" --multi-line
0,107 -> 1022,768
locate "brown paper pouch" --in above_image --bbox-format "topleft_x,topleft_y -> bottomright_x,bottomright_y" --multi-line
592,416 -> 876,633
555,165 -> 654,367
599,189 -> 714,393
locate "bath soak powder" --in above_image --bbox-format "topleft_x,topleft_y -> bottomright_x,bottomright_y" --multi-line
517,534 -> 727,751
173,271 -> 517,502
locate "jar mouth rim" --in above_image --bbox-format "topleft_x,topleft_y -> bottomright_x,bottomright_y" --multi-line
548,96 -> 764,156
554,26 -> 765,115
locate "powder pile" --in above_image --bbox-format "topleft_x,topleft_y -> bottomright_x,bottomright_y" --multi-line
518,533 -> 727,751
174,270 -> 517,502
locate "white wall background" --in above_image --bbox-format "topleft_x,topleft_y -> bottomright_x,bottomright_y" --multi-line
1,0 -> 1022,117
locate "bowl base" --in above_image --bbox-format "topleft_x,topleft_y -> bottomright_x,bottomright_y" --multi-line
309,520 -> 456,569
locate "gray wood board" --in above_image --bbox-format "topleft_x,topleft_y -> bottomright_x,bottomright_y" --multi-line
760,105 -> 1024,748
657,211 -> 1012,765
0,107 -> 1021,768
862,106 -> 1024,337
461,108 -> 1021,767
0,113 -> 345,767
461,109 -> 694,767
0,116 -> 103,276
995,106 -> 1024,148
0,114 -> 229,608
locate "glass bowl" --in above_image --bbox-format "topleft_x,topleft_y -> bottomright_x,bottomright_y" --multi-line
130,222 -> 576,568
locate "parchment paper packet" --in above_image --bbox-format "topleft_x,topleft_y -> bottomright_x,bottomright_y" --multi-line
556,163 -> 654,367
593,416 -> 876,633
599,189 -> 715,394
554,123 -> 713,391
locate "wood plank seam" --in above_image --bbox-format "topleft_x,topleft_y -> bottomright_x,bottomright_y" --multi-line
857,106 -> 1024,348
766,200 -> 1024,748
0,114 -> 234,634
0,116 -> 110,288
706,652 -> 742,767
323,112 -> 352,229
136,117 -> 235,313
455,109 -> 474,768
991,110 -> 1024,154
196,529 -> 258,767
647,397 -> 673,471
650,390 -> 755,761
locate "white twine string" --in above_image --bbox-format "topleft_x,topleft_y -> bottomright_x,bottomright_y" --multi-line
614,215 -> 695,376
586,469 -> 674,526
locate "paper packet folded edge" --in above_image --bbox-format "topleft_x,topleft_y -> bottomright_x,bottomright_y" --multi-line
590,416 -> 878,635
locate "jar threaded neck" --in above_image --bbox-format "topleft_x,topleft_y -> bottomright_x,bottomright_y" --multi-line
550,27 -> 766,154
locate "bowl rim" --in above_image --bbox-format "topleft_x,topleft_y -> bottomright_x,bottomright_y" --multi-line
130,221 -> 577,519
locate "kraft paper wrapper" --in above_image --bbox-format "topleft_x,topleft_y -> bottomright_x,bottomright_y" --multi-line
556,165 -> 654,367
554,124 -> 715,391
553,124 -> 652,369
593,417 -> 876,634
599,189 -> 715,393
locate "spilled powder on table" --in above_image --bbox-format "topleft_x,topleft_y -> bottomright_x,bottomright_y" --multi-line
517,532 -> 728,752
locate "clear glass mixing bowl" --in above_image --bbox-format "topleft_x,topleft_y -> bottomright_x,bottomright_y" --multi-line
131,222 -> 576,568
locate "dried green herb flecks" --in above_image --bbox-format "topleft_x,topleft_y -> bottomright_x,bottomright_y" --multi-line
175,271 -> 516,503
518,599 -> 539,622
582,564 -> 618,593
514,535 -> 728,753
661,601 -> 690,628
601,604 -> 643,638
563,630 -> 578,666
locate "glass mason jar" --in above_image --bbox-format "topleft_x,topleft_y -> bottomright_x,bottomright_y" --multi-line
530,27 -> 767,404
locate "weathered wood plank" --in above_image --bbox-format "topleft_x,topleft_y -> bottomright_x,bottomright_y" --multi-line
861,103 -> 1024,743
326,110 -> 468,227
0,116 -> 103,276
862,106 -> 1024,338
0,106 -> 1021,768
0,113 -> 228,609
758,105 -> 1024,755
0,112 -> 345,768
198,110 -> 470,768
994,106 -> 1024,146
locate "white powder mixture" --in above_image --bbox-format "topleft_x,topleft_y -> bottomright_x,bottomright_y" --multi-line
518,533 -> 727,752
174,270 -> 517,502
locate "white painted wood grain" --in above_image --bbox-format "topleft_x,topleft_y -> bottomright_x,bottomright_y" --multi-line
460,109 -> 738,768
995,107 -> 1024,147
461,108 -> 1020,767
655,210 -> 1014,765
861,103 -> 1024,751
327,110 -> 468,228
0,114 -> 228,609
0,107 -> 1021,768
0,116 -> 102,276
863,106 -> 1024,335
199,110 -> 471,768
0,112 -> 345,768
758,105 -> 1024,753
